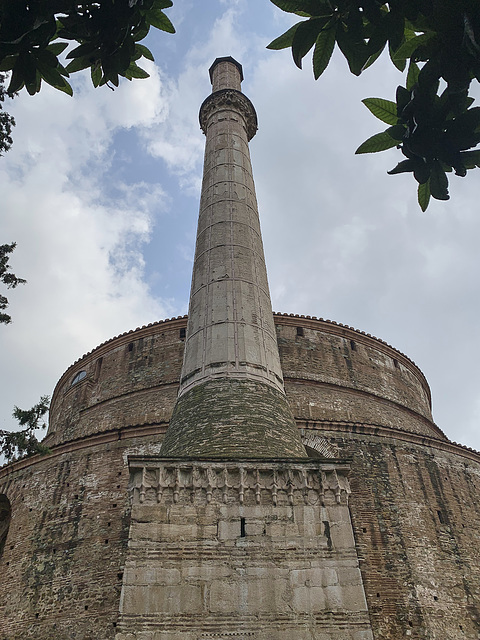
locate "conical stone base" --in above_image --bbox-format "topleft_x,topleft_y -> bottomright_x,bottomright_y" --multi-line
160,378 -> 306,458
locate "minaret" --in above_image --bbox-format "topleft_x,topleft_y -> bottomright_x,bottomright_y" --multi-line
160,57 -> 306,458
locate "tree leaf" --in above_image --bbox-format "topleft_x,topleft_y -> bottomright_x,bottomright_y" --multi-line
292,18 -> 325,69
135,43 -> 155,62
393,32 -> 435,63
125,63 -> 150,79
66,41 -> 98,60
355,131 -> 399,154
91,65 -> 102,88
336,25 -> 368,76
0,56 -> 17,72
418,180 -> 431,211
406,60 -> 420,90
460,150 -> 480,169
65,56 -> 92,73
387,159 -> 415,175
430,161 -> 449,200
389,41 -> 406,71
312,23 -> 336,79
269,0 -> 327,16
267,23 -> 300,50
145,8 -> 175,33
46,42 -> 69,56
362,98 -> 398,125
386,124 -> 406,140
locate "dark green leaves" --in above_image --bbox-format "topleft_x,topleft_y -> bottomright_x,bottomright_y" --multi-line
356,131 -> 399,154
267,24 -> 301,51
362,98 -> 398,125
0,242 -> 26,324
292,18 -> 326,68
0,0 -> 175,97
313,23 -> 336,79
268,0 -> 480,210
0,396 -> 50,461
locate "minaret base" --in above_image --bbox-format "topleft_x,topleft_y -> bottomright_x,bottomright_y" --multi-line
115,457 -> 374,640
160,378 -> 306,458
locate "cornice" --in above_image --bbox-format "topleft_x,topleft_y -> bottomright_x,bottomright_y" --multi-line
199,88 -> 258,141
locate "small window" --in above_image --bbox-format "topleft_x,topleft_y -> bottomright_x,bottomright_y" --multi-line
71,370 -> 86,386
179,328 -> 186,340
350,340 -> 356,351
240,517 -> 246,537
296,327 -> 304,337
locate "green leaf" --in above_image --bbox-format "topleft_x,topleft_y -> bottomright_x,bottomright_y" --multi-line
362,98 -> 398,125
145,8 -> 175,33
396,85 -> 412,116
393,32 -> 435,63
292,18 -> 325,69
135,44 -> 155,62
152,0 -> 173,8
0,55 -> 17,72
460,150 -> 480,169
389,41 -> 406,72
46,42 -> 69,56
387,159 -> 415,175
418,180 -> 431,211
336,25 -> 368,76
430,161 -> 449,200
312,23 -> 336,79
355,131 -> 399,154
269,0 -> 327,16
267,23 -> 300,50
386,124 -> 406,140
66,42 -> 98,60
65,56 -> 92,74
125,63 -> 150,80
91,65 -> 102,88
406,60 -> 420,90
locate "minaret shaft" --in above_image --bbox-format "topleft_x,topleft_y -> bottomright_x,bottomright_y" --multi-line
160,58 -> 306,459
179,64 -> 284,398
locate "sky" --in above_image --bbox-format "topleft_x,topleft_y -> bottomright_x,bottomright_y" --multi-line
2,0 -> 480,453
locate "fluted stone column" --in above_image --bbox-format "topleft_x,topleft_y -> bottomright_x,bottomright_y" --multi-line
160,57 -> 306,458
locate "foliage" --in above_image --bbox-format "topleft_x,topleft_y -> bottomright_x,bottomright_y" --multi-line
268,0 -> 480,210
0,243 -> 26,325
0,0 -> 175,96
0,396 -> 50,462
0,73 -> 14,155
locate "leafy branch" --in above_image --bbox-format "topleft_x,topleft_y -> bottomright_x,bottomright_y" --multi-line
0,243 -> 26,325
0,0 -> 175,96
268,0 -> 480,210
0,73 -> 14,155
0,396 -> 50,462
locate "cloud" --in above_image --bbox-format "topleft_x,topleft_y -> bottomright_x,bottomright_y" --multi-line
0,65 -> 174,432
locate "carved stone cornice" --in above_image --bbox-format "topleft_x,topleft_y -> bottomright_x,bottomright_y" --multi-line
199,89 -> 258,141
128,458 -> 351,507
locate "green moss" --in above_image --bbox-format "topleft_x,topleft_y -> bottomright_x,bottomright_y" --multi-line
161,378 -> 306,458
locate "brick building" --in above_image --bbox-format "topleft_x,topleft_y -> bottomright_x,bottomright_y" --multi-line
1,58 -> 479,640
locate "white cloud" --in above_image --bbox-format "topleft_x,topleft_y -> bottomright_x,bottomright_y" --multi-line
0,66 -> 174,432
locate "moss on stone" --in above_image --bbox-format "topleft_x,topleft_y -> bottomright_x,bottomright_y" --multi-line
161,378 -> 306,458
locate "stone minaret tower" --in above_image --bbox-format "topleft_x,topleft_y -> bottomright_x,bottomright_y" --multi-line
161,57 -> 306,459
118,59 -> 373,640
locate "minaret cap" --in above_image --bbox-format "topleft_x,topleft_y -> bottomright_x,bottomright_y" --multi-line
209,56 -> 244,84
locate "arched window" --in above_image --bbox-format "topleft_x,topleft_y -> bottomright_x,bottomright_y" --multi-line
71,370 -> 86,386
0,494 -> 12,558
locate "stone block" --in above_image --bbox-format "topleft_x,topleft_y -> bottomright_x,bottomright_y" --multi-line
292,585 -> 326,612
122,584 -> 203,615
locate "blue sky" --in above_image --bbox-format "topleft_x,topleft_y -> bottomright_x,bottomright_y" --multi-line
2,0 -> 480,453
